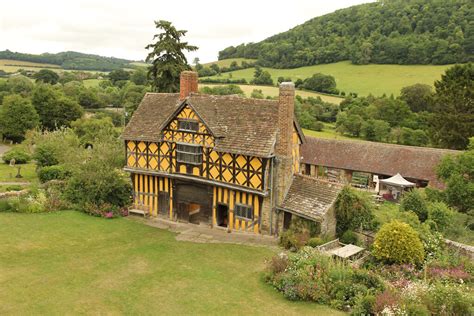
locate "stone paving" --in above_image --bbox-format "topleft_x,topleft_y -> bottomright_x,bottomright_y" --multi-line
127,214 -> 278,248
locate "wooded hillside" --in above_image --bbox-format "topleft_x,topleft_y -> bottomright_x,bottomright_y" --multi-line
0,50 -> 134,71
219,0 -> 473,68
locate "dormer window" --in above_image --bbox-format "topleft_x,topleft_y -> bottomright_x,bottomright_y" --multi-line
178,119 -> 199,132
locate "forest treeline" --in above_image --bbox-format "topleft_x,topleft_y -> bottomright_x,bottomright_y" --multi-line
0,50 -> 134,71
219,0 -> 473,68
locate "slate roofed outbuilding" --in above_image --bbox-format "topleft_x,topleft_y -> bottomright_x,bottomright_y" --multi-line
122,92 -> 295,157
279,174 -> 342,221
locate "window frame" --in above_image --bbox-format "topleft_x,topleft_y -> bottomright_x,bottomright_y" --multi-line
177,119 -> 199,132
234,203 -> 253,220
176,142 -> 203,166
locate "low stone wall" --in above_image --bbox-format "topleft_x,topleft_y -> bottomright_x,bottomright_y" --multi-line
445,239 -> 474,260
354,230 -> 375,247
0,189 -> 28,199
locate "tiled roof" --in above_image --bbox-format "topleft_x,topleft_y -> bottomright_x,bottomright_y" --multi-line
301,137 -> 460,189
122,92 -> 283,157
279,174 -> 341,221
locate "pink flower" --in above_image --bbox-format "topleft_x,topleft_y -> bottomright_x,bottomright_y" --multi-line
105,212 -> 114,218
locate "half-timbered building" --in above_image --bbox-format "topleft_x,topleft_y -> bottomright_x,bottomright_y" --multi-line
122,71 -> 339,236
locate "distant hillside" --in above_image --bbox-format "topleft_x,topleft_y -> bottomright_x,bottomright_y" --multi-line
0,50 -> 135,71
219,0 -> 473,68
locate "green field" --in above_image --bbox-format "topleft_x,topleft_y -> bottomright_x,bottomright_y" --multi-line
302,123 -> 361,141
83,78 -> 102,88
199,84 -> 343,104
0,59 -> 61,73
0,211 -> 343,315
204,60 -> 455,96
202,58 -> 257,68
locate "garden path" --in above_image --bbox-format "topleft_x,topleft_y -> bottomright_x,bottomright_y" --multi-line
128,215 -> 278,247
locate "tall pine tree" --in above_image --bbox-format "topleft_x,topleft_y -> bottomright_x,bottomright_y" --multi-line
145,20 -> 197,92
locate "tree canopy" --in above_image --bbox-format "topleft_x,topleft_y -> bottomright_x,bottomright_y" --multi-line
219,0 -> 473,67
145,20 -> 197,92
0,94 -> 40,142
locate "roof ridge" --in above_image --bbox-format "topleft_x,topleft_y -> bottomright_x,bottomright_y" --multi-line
305,135 -> 461,153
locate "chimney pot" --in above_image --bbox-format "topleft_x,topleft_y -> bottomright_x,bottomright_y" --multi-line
179,71 -> 198,100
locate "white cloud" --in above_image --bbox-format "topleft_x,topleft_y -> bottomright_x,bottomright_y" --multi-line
0,0 -> 373,63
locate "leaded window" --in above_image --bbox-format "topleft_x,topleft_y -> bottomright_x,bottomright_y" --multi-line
178,119 -> 199,132
234,204 -> 253,220
176,143 -> 202,165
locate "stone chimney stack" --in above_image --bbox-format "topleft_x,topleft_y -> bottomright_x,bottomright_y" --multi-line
179,71 -> 198,100
276,82 -> 295,157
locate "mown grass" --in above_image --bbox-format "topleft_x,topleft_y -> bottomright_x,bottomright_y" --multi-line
0,163 -> 37,183
199,84 -> 343,104
0,212 -> 344,315
204,60 -> 455,96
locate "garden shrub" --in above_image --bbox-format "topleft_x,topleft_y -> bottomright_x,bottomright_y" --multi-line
266,247 -> 385,312
427,201 -> 454,231
426,283 -> 474,316
38,165 -> 70,183
400,189 -> 428,222
279,217 -> 320,250
5,185 -> 22,191
373,221 -> 425,265
33,143 -> 59,167
307,237 -> 326,247
2,148 -> 30,164
340,230 -> 358,245
351,293 -> 375,316
335,186 -> 375,235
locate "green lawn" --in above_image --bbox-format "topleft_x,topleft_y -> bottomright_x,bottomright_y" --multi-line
0,211 -> 344,315
83,78 -> 103,88
0,163 -> 37,183
204,60 -> 455,96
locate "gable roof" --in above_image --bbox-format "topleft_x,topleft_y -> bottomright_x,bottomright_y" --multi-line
123,92 -> 303,157
279,174 -> 342,221
300,137 -> 460,189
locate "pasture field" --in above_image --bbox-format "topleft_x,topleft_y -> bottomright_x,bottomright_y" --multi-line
0,59 -> 60,73
302,123 -> 361,141
199,84 -> 343,104
204,60 -> 454,96
202,58 -> 257,68
83,78 -> 102,88
0,211 -> 343,315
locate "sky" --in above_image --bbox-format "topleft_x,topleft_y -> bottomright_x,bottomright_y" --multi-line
0,0 -> 373,63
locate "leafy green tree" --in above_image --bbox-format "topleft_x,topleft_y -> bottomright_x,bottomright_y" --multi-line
130,68 -> 148,85
34,69 -> 60,84
71,116 -> 118,146
373,97 -> 411,127
0,95 -> 39,142
361,119 -> 390,141
400,83 -> 433,113
199,85 -> 244,96
32,84 -> 83,130
109,69 -> 130,85
145,20 -> 197,92
302,73 -> 337,94
436,139 -> 474,212
429,63 -> 474,150
250,89 -> 264,99
250,66 -> 273,85
78,87 -> 102,108
400,189 -> 429,221
6,75 -> 34,96
334,186 -> 374,235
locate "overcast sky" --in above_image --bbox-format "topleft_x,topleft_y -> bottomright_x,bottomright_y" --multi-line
0,0 -> 373,63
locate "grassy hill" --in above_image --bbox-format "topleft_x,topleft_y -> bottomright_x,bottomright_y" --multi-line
0,59 -> 61,73
202,58 -> 256,68
203,61 -> 454,96
0,50 -> 137,72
